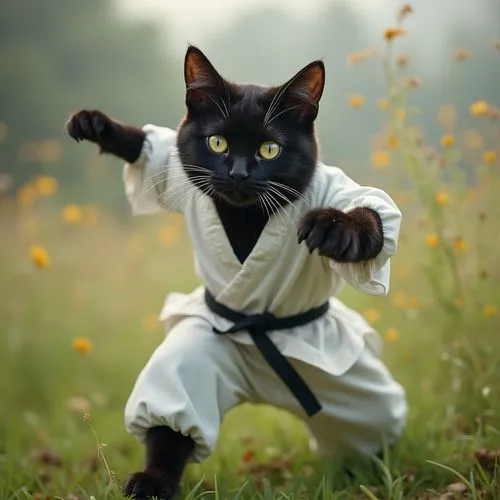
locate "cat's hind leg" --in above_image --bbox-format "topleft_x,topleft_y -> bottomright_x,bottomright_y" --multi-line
123,317 -> 255,499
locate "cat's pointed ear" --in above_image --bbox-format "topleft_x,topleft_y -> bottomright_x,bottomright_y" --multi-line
184,46 -> 226,113
278,61 -> 325,122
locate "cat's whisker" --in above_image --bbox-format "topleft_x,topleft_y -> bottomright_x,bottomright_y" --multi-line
268,181 -> 312,207
179,164 -> 212,172
260,193 -> 288,259
262,192 -> 289,235
136,166 -> 207,188
218,90 -> 230,118
263,71 -> 304,126
265,189 -> 299,234
260,192 -> 286,258
256,193 -> 271,220
267,185 -> 304,218
133,173 -> 208,206
159,181 -> 204,212
265,105 -> 302,126
140,163 -> 212,186
258,193 -> 272,219
203,91 -> 229,120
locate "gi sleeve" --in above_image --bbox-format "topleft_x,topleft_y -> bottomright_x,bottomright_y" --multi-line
123,124 -> 185,215
313,164 -> 402,296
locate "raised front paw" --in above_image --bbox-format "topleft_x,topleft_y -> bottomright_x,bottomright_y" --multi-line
123,470 -> 179,500
298,207 -> 376,263
66,109 -> 112,144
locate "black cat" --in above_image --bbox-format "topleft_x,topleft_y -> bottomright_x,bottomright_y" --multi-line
67,45 -> 384,499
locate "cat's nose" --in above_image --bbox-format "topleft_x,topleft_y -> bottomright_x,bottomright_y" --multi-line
229,159 -> 249,183
229,171 -> 249,183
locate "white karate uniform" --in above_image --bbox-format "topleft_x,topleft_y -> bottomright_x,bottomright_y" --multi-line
123,124 -> 408,462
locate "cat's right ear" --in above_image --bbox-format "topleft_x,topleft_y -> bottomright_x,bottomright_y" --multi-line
184,46 -> 226,113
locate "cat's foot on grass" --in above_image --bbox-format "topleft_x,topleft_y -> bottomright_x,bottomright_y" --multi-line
123,470 -> 179,500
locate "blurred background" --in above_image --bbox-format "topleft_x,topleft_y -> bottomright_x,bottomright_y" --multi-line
1,0 -> 500,496
1,0 -> 499,209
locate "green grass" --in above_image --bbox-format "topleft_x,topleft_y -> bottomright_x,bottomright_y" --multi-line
2,11 -> 500,495
1,199 -> 499,500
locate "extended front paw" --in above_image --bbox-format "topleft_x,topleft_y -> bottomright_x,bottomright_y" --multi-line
123,470 -> 179,500
298,207 -> 365,262
66,109 -> 112,144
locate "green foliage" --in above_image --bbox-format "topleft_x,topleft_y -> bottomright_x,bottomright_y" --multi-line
0,0 -> 184,210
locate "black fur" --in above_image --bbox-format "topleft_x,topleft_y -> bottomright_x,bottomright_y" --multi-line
122,426 -> 194,500
176,46 -> 325,262
66,45 -> 385,499
67,109 -> 145,164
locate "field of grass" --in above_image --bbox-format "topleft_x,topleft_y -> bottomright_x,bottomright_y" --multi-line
1,8 -> 500,500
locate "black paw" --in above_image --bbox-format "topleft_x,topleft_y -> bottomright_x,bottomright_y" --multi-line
122,470 -> 179,500
66,109 -> 112,144
298,207 -> 368,262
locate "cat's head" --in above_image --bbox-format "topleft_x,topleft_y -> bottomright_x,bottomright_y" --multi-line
177,46 -> 325,208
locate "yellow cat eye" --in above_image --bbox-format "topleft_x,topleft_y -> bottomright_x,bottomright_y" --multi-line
207,135 -> 228,154
258,141 -> 280,160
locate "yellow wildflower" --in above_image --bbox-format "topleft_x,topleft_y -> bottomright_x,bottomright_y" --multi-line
395,108 -> 406,121
34,175 -> 58,196
404,77 -> 422,89
72,337 -> 93,354
17,184 -> 37,208
387,134 -> 400,149
482,151 -> 496,165
398,4 -> 413,21
371,150 -> 391,169
384,327 -> 400,343
392,292 -> 408,308
435,192 -> 450,205
453,237 -> 468,252
407,297 -> 422,309
347,48 -> 376,65
383,27 -> 406,42
469,100 -> 489,117
158,225 -> 179,247
30,245 -> 50,268
440,134 -> 455,148
348,94 -> 365,108
453,50 -> 470,62
484,305 -> 498,317
377,98 -> 389,111
62,204 -> 83,224
142,314 -> 160,332
426,234 -> 440,248
363,309 -> 381,324
0,122 -> 8,143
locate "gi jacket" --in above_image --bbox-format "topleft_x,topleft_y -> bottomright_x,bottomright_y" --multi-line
123,124 -> 402,377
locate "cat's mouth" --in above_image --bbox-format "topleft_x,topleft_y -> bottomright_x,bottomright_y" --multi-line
219,188 -> 257,207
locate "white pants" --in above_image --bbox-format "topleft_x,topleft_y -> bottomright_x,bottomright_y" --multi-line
124,317 -> 407,462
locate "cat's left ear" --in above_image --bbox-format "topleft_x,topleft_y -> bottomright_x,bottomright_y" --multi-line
184,45 -> 227,114
278,61 -> 325,122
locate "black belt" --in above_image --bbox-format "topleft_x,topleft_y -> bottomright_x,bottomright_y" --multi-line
204,289 -> 329,417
